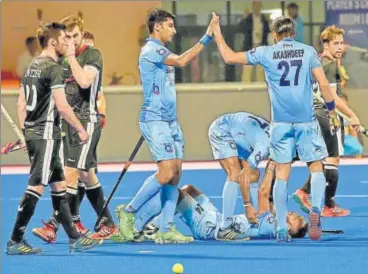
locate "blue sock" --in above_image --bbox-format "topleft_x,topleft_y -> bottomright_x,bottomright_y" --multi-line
134,191 -> 161,231
126,174 -> 161,213
159,184 -> 179,233
151,215 -> 160,228
311,172 -> 326,212
221,180 -> 239,229
250,182 -> 259,211
273,179 -> 288,231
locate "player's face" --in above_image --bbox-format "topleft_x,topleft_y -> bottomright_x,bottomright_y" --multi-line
287,212 -> 306,235
54,31 -> 68,57
65,26 -> 83,49
325,34 -> 344,58
158,18 -> 176,43
83,38 -> 94,47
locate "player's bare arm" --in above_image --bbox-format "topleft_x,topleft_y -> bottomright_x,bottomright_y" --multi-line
52,88 -> 88,143
66,38 -> 97,89
212,12 -> 248,65
258,161 -> 276,215
97,91 -> 106,116
16,86 -> 27,130
165,24 -> 213,67
239,163 -> 259,224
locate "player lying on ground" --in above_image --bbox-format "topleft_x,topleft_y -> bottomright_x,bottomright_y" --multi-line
211,13 -> 360,242
207,112 -> 270,240
115,8 -> 215,244
293,26 -> 361,217
6,22 -> 102,255
31,16 -> 118,242
111,161 -> 307,242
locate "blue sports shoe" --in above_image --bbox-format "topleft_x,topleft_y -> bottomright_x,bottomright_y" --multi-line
308,206 -> 322,241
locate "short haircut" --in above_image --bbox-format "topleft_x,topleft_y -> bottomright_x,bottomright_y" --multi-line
146,8 -> 175,34
37,22 -> 66,49
25,36 -> 37,46
287,2 -> 299,9
83,31 -> 94,41
320,25 -> 345,43
60,15 -> 84,32
271,16 -> 296,37
291,223 -> 308,238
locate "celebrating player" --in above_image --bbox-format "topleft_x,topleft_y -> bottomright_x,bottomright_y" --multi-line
115,8 -> 213,244
6,22 -> 102,255
211,14 -> 359,241
293,26 -> 360,217
32,15 -> 117,242
208,112 -> 270,240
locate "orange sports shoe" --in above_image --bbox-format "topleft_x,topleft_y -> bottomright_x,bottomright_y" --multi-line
321,205 -> 350,217
292,189 -> 311,213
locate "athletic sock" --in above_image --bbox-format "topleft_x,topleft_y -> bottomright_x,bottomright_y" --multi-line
51,190 -> 80,240
125,174 -> 162,213
273,179 -> 288,231
134,192 -> 161,231
11,189 -> 41,242
324,164 -> 338,208
311,172 -> 326,212
221,180 -> 239,229
86,183 -> 114,227
67,186 -> 80,222
159,184 -> 179,233
78,179 -> 86,206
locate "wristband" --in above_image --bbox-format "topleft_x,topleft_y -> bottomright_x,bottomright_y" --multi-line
22,128 -> 25,136
99,113 -> 106,118
326,100 -> 335,111
199,34 -> 212,46
243,201 -> 251,207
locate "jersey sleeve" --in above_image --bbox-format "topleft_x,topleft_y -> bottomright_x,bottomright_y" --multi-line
310,48 -> 322,70
245,46 -> 266,66
323,62 -> 339,84
85,48 -> 103,72
49,65 -> 65,89
145,45 -> 171,65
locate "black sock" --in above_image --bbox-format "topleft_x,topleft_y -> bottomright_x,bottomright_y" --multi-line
86,183 -> 114,228
78,180 -> 86,206
67,186 -> 80,222
51,190 -> 80,240
324,164 -> 338,208
11,189 -> 40,242
301,175 -> 312,194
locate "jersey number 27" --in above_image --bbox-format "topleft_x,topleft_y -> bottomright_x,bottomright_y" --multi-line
278,60 -> 302,87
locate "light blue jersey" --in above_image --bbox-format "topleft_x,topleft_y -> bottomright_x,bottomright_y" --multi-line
208,112 -> 270,168
139,38 -> 176,122
246,38 -> 321,123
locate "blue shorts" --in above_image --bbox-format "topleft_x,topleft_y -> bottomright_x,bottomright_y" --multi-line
208,119 -> 253,161
139,120 -> 184,162
270,119 -> 328,164
180,194 -> 220,240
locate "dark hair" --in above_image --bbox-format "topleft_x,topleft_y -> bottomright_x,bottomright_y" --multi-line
271,16 -> 296,37
83,31 -> 95,41
25,36 -> 37,46
146,8 -> 175,34
37,22 -> 66,49
287,2 -> 299,9
291,223 -> 308,238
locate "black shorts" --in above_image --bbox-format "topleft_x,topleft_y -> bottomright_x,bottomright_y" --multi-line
26,139 -> 65,186
62,120 -> 101,171
316,112 -> 345,158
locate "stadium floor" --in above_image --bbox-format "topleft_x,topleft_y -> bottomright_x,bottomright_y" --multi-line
1,160 -> 368,274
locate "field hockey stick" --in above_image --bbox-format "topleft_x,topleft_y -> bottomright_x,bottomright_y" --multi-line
322,229 -> 344,234
94,135 -> 145,230
313,92 -> 368,137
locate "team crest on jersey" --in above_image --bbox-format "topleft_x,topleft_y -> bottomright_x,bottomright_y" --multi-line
152,84 -> 160,95
164,143 -> 173,153
229,141 -> 236,150
255,151 -> 262,165
250,48 -> 256,54
157,48 -> 167,56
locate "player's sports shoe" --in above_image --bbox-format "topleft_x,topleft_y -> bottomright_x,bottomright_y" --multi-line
276,229 -> 291,242
292,189 -> 311,213
154,226 -> 193,244
115,204 -> 135,241
308,207 -> 322,241
74,221 -> 90,236
32,220 -> 57,243
69,235 -> 103,252
321,205 -> 350,217
217,224 -> 249,241
90,224 -> 119,240
133,230 -> 145,242
143,223 -> 159,241
6,239 -> 43,255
